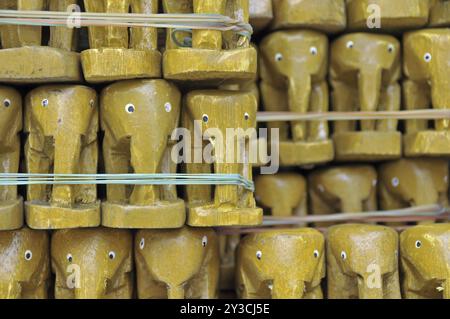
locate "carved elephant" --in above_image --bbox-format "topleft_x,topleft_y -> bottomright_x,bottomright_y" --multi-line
330,33 -> 402,160
308,165 -> 377,226
271,0 -> 346,33
24,85 -> 100,229
400,223 -> 450,299
327,224 -> 401,299
260,30 -> 334,166
183,90 -> 262,227
403,29 -> 450,156
255,173 -> 307,218
236,228 -> 325,299
0,228 -> 50,299
0,0 -> 81,83
162,0 -> 257,83
82,0 -> 161,83
0,85 -> 23,230
51,228 -> 133,299
135,227 -> 220,299
100,79 -> 184,228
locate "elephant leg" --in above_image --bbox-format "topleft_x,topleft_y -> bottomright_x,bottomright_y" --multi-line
160,143 -> 178,201
25,137 -> 51,202
15,0 -> 46,46
130,0 -> 158,50
308,81 -> 329,141
104,0 -> 130,48
304,285 -> 323,299
184,161 -> 212,205
331,81 -> 356,133
103,135 -> 129,203
403,80 -> 430,134
377,83 -> 400,131
48,0 -> 77,51
76,141 -> 98,204
384,270 -> 401,299
83,0 -> 106,48
0,146 -> 19,202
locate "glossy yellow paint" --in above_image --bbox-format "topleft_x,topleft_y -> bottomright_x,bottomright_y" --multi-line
24,85 -> 100,229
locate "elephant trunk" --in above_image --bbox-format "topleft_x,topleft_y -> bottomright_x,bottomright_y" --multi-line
431,67 -> 450,131
358,67 -> 382,131
288,76 -> 312,141
341,197 -> 363,213
74,275 -> 107,299
167,285 -> 185,299
271,279 -> 305,299
357,274 -> 384,299
0,282 -> 22,299
51,134 -> 82,207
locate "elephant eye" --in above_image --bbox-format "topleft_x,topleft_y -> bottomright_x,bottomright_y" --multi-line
346,41 -> 354,49
256,250 -> 262,260
202,236 -> 208,247
3,99 -> 11,107
310,46 -> 318,55
391,177 -> 399,187
387,44 -> 395,53
313,250 -> 320,258
125,103 -> 135,114
89,99 -> 94,107
108,251 -> 116,260
341,251 -> 347,260
66,254 -> 73,263
202,114 -> 209,123
274,53 -> 283,62
41,99 -> 49,107
24,250 -> 33,261
424,53 -> 432,63
140,238 -> 145,250
244,112 -> 250,121
164,102 -> 172,113
415,240 -> 422,248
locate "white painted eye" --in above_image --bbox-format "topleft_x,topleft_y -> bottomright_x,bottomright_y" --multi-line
256,250 -> 262,260
164,102 -> 172,113
244,112 -> 250,121
391,177 -> 399,187
108,251 -> 116,260
202,236 -> 208,247
313,250 -> 320,258
3,99 -> 11,107
89,99 -> 94,107
310,46 -> 318,55
387,44 -> 395,53
415,240 -> 422,248
24,250 -> 33,261
202,114 -> 209,123
346,41 -> 354,49
341,251 -> 347,260
66,253 -> 73,263
42,99 -> 49,107
125,103 -> 135,113
424,53 -> 432,63
139,238 -> 145,250
274,53 -> 283,62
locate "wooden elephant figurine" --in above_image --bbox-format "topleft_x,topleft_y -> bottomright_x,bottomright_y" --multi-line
271,0 -> 346,33
24,85 -> 100,229
249,0 -> 273,33
236,228 -> 325,299
259,30 -> 334,166
135,227 -> 220,299
0,228 -> 50,299
330,33 -> 402,161
255,173 -> 307,218
400,223 -> 450,299
100,79 -> 185,229
0,85 -> 23,230
403,29 -> 450,156
51,228 -> 133,299
162,0 -> 257,83
308,165 -> 377,226
0,0 -> 81,83
327,224 -> 401,299
182,90 -> 263,227
81,0 -> 161,83
429,0 -> 450,26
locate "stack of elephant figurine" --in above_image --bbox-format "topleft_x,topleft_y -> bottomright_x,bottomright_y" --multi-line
0,0 -> 449,299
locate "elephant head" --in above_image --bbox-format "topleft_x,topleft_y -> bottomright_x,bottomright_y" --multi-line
236,228 -> 325,299
135,227 -> 220,299
378,159 -> 448,210
255,173 -> 307,218
0,228 -> 50,299
24,85 -> 99,221
271,0 -> 346,33
260,30 -> 329,143
51,228 -> 133,299
400,223 -> 450,299
327,224 -> 401,299
308,166 -> 377,223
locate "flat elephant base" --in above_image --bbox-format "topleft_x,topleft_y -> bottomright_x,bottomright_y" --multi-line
163,47 -> 257,83
430,1 -> 450,27
0,197 -> 23,230
101,199 -> 186,229
0,46 -> 81,84
333,131 -> 402,161
187,204 -> 263,227
279,140 -> 334,166
81,48 -> 162,83
25,200 -> 101,229
403,131 -> 450,157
